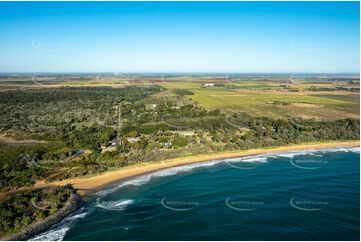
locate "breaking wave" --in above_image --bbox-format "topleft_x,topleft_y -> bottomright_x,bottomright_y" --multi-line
95,199 -> 134,211
29,208 -> 89,241
30,146 -> 358,240
97,146 -> 358,196
272,146 -> 360,158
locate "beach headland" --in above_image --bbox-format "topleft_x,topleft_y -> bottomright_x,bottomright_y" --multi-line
34,140 -> 360,196
0,194 -> 81,241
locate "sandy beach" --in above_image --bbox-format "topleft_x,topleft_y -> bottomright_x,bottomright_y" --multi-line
34,140 -> 360,196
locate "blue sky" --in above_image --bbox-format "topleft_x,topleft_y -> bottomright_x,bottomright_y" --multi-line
0,1 -> 359,73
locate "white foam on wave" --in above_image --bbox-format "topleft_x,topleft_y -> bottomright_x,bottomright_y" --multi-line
97,146 -> 359,196
349,147 -> 360,153
225,156 -> 269,163
97,156 -> 270,196
96,175 -> 151,196
269,146 -> 359,158
29,208 -> 89,241
95,199 -> 134,211
337,146 -> 360,153
28,146 -> 358,240
96,160 -> 226,196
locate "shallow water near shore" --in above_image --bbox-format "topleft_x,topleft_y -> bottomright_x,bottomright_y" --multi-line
31,147 -> 360,241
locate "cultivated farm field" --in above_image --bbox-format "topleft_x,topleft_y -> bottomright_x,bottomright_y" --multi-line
159,77 -> 359,120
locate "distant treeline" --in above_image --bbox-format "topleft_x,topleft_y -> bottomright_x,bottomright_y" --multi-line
0,86 -> 359,191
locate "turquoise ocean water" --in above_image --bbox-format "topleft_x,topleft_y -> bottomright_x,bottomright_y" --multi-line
31,147 -> 360,241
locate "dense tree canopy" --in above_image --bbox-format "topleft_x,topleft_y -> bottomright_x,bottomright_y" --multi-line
0,85 -> 359,191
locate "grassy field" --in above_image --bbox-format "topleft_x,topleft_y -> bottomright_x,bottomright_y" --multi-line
159,80 -> 359,120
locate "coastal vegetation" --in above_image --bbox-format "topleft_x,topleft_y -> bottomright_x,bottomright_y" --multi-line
0,74 -> 359,237
0,76 -> 359,191
0,185 -> 75,238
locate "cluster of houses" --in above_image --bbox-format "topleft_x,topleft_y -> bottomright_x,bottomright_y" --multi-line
99,101 -> 197,153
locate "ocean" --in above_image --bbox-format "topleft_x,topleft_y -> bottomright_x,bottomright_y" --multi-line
31,147 -> 360,241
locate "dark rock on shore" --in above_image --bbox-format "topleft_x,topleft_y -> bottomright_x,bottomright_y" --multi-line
0,194 -> 81,241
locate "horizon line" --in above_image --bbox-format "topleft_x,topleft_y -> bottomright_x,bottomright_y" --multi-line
0,72 -> 359,75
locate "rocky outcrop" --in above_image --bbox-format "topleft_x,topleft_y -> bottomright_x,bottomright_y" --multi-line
1,194 -> 81,241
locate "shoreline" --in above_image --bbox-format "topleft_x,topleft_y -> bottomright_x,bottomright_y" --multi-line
0,194 -> 81,241
34,140 -> 360,196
